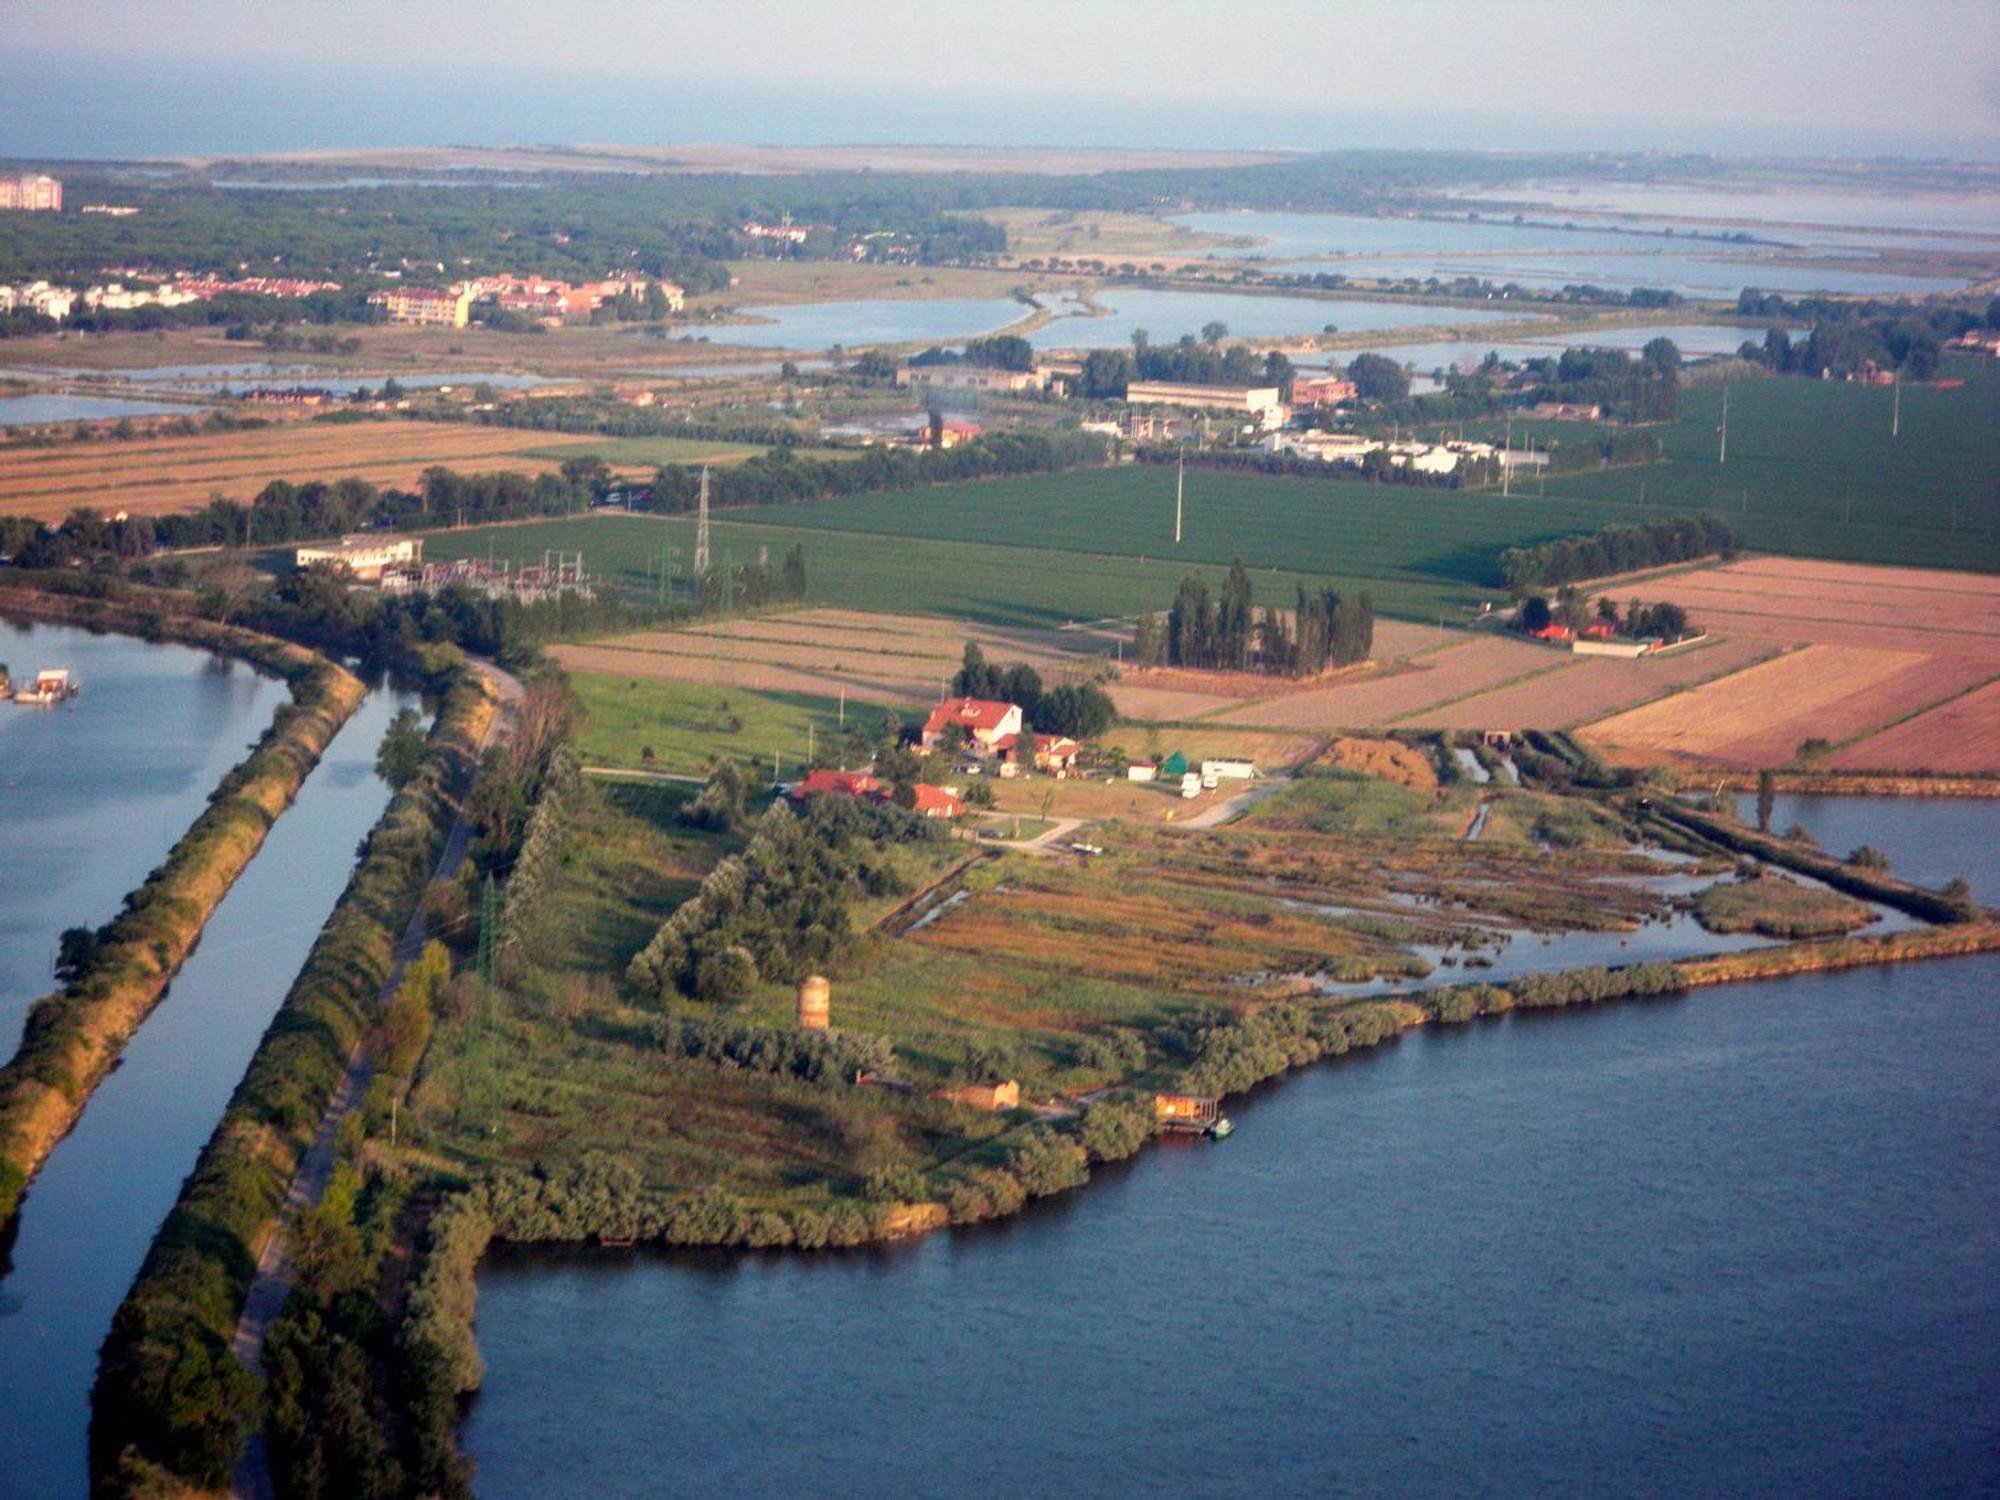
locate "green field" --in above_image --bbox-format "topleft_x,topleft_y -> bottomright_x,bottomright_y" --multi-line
1538,357 -> 2000,572
428,362 -> 1997,628
569,673 -> 897,776
423,511 -> 1438,625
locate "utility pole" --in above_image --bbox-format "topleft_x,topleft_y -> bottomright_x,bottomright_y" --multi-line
1718,385 -> 1729,466
1892,372 -> 1901,439
1174,448 -> 1184,545
693,464 -> 711,576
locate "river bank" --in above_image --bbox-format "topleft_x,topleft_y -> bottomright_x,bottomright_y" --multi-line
91,666 -> 494,1495
0,671 -> 423,1499
0,595 -> 365,1226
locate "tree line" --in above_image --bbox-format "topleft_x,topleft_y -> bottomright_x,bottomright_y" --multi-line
948,641 -> 1117,740
1136,561 -> 1373,676
1498,513 -> 1738,596
648,427 -> 1104,511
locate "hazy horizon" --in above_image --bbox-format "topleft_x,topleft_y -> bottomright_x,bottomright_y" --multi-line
2,0 -> 1997,164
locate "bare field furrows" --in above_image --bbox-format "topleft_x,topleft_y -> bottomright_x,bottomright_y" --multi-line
1210,636 -> 1557,730
584,632 -> 955,696
1720,556 -> 2000,601
1825,679 -> 2000,772
1700,655 -> 2000,767
548,643 -> 932,703
1576,644 -> 1941,766
1629,558 -> 2000,657
733,607 -> 1134,657
1370,620 -> 1462,660
1394,637 -> 1781,731
678,614 -> 1087,669
1105,684 -> 1247,722
0,423 -> 591,520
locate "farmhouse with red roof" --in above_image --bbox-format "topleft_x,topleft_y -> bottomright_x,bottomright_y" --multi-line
921,697 -> 1024,755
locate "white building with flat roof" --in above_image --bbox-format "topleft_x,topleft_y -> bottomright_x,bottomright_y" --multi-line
295,535 -> 424,582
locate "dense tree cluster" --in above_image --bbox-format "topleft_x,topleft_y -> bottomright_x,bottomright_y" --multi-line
1498,514 -> 1737,595
1074,332 -> 1293,397
625,797 -> 940,1005
1139,562 -> 1372,676
949,642 -> 1117,740
663,1017 -> 896,1084
1734,294 -> 1994,381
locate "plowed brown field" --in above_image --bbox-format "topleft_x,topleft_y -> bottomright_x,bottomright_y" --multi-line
1395,637 -> 1779,731
1824,678 -> 2000,772
1618,557 -> 2000,658
555,607 -> 1125,705
1210,636 -> 1557,730
1577,645 -> 2000,768
0,421 -> 591,520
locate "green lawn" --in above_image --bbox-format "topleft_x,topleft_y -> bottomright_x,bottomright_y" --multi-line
569,672 -> 902,777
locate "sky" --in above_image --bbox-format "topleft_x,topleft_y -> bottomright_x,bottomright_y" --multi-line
5,0 -> 1998,159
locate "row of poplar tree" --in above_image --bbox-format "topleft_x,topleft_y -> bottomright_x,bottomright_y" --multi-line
1133,561 -> 1374,676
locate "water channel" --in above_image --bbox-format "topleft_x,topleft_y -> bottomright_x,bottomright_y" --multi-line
463,797 -> 2000,1498
0,620 -> 424,1496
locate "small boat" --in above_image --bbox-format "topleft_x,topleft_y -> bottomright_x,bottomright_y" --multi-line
1206,1117 -> 1234,1140
13,669 -> 81,706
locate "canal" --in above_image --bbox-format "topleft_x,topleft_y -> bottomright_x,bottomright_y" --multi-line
0,620 -> 423,1496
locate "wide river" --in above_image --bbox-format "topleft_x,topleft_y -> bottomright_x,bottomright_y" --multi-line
463,799 -> 2000,1498
0,621 -> 423,1496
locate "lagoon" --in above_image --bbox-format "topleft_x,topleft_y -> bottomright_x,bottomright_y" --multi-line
0,394 -> 208,427
1026,288 -> 1530,352
465,942 -> 2000,1498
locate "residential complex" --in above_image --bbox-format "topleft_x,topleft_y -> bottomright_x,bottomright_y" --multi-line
0,174 -> 62,212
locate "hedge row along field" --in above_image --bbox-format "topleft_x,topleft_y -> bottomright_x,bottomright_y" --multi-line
0,589 -> 365,1227
91,668 -> 497,1496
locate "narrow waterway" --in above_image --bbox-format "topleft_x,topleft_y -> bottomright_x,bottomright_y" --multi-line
0,617 -> 291,1043
463,801 -> 2000,1499
0,635 -> 422,1497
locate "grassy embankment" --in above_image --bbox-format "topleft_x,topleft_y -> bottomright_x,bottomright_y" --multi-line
0,590 -> 365,1226
91,667 -> 496,1497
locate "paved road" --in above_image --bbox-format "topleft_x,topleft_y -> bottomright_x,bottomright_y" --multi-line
229,661 -> 521,1500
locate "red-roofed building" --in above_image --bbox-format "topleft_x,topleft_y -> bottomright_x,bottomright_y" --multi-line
788,768 -> 962,819
909,784 -> 965,819
1032,734 -> 1081,776
790,769 -> 882,802
921,698 -> 1024,755
1527,623 -> 1575,643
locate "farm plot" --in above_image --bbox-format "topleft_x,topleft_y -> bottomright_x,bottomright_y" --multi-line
1211,635 -> 1557,730
1394,636 -> 1779,730
554,606 -> 1120,707
1824,679 -> 2000,773
1634,556 -> 2000,657
1576,644 -> 1996,767
1107,619 -> 1455,723
0,420 -> 591,520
